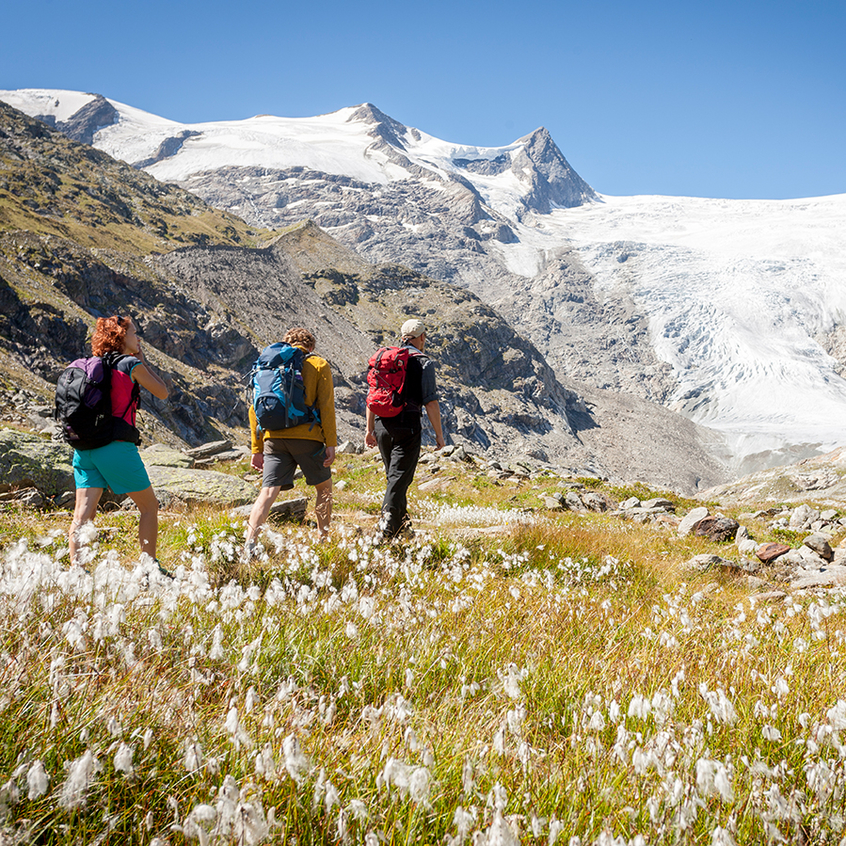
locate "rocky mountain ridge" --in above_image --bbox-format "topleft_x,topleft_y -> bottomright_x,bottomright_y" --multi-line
8,90 -> 843,472
0,100 -> 729,493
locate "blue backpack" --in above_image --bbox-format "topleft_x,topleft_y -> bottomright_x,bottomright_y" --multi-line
250,343 -> 320,432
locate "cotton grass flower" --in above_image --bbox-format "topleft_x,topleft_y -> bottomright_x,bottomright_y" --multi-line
184,740 -> 204,774
26,760 -> 49,800
113,742 -> 134,775
282,735 -> 310,784
58,750 -> 99,810
695,759 -> 734,802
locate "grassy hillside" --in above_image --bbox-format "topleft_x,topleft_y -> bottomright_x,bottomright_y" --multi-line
1,451 -> 844,844
0,101 -> 268,254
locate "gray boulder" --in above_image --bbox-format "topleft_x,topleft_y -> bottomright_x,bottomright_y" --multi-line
141,444 -> 194,468
146,465 -> 258,508
678,506 -> 709,537
803,533 -> 834,562
0,428 -> 74,496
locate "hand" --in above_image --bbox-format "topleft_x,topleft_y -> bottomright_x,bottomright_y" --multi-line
323,447 -> 336,467
250,453 -> 264,471
435,434 -> 446,450
365,431 -> 377,448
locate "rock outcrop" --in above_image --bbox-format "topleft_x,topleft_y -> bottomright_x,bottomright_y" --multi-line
0,429 -> 74,496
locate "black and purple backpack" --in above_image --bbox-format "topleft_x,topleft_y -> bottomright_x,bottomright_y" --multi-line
54,354 -> 118,450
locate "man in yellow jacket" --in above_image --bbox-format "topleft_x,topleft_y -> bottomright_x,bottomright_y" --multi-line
245,327 -> 337,554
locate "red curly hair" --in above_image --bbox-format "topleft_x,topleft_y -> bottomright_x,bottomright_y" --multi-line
91,316 -> 129,356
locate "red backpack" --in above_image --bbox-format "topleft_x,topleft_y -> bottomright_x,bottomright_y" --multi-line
366,346 -> 418,417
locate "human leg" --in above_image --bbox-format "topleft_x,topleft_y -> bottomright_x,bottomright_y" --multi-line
69,487 -> 103,566
375,420 -> 421,537
280,440 -> 334,539
314,478 -> 333,538
125,486 -> 160,560
245,485 -> 282,545
244,443 -> 297,551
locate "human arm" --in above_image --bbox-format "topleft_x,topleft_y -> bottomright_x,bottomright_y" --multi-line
424,400 -> 446,450
248,404 -> 264,468
309,357 -> 338,448
131,347 -> 169,399
365,406 -> 377,448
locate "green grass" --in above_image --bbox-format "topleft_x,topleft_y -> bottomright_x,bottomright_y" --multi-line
1,453 -> 846,843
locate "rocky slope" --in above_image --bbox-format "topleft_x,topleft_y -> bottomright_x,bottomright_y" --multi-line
7,90 -> 839,472
0,100 -> 728,492
700,446 -> 846,506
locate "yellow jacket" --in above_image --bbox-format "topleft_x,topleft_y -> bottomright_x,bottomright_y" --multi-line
249,347 -> 337,452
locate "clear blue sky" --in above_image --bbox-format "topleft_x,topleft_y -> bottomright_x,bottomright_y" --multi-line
3,0 -> 844,199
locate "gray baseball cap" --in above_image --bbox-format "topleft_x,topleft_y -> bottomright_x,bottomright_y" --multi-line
400,318 -> 426,339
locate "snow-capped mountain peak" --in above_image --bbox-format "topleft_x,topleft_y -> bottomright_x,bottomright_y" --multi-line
4,87 -> 846,474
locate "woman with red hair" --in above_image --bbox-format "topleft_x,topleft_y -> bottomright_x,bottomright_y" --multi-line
69,315 -> 170,570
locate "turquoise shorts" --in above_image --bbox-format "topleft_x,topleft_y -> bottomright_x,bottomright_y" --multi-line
73,441 -> 151,494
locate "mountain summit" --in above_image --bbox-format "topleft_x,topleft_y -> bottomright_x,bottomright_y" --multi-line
4,88 -> 846,473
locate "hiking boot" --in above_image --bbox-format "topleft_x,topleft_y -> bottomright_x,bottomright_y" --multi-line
241,541 -> 260,563
155,559 -> 174,579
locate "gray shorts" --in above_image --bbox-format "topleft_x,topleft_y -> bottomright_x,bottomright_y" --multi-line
263,438 -> 331,489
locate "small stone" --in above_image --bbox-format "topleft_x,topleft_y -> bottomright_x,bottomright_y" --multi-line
54,490 -> 76,508
791,565 -> 846,590
803,532 -> 834,561
678,506 -> 710,537
757,542 -> 791,564
789,504 -> 819,530
693,515 -> 739,543
750,590 -> 788,603
684,554 -> 735,571
230,497 -> 307,520
737,538 -> 759,556
563,491 -> 583,510
620,497 -> 640,510
582,491 -> 612,512
184,440 -> 232,459
642,497 -> 675,512
542,495 -> 564,511
781,548 -> 808,567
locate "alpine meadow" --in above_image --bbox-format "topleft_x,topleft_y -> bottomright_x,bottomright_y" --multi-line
2,88 -> 846,846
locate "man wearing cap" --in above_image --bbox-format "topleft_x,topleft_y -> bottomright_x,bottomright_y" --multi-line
365,318 -> 445,540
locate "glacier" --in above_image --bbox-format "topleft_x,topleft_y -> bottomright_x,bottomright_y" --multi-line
3,87 -> 846,471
